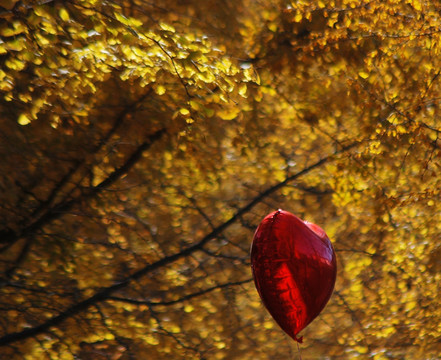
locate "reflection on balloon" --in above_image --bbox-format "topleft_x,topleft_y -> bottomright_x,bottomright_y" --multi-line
251,209 -> 337,343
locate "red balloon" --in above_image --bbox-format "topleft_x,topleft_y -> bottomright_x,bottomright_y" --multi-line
251,209 -> 336,342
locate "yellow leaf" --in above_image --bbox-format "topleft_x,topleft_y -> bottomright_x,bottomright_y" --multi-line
59,8 -> 70,21
0,21 -> 26,37
197,71 -> 216,83
169,325 -> 180,333
189,100 -> 203,111
412,0 -> 422,11
114,12 -> 129,25
217,107 -> 240,120
268,22 -> 278,32
396,125 -> 406,134
155,85 -> 166,95
243,67 -> 259,83
263,320 -> 274,329
328,17 -> 338,28
184,304 -> 194,313
5,59 -> 26,71
128,17 -> 143,27
238,83 -> 248,97
355,346 -> 368,354
159,22 -> 175,33
18,114 -> 31,125
358,71 -> 369,79
145,334 -> 159,345
103,332 -> 114,340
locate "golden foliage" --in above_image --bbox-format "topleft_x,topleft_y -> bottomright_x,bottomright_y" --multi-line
1,0 -> 441,358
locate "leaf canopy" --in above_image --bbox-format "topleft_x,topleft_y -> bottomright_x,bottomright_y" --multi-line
1,0 -> 441,359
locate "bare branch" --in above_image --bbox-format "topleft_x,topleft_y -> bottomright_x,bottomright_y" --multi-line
0,90 -> 154,253
0,128 -> 166,283
0,142 -> 358,346
108,278 -> 253,307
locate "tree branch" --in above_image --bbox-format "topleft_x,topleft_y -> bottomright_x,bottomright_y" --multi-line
0,141 -> 358,346
108,279 -> 253,307
0,128 -> 166,282
0,90 -> 153,250
25,127 -> 166,235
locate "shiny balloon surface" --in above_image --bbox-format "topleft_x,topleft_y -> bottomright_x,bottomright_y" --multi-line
251,210 -> 336,342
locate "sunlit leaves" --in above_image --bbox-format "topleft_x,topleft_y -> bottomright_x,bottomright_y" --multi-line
1,1 -> 250,128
